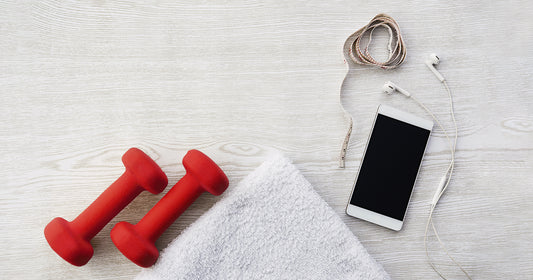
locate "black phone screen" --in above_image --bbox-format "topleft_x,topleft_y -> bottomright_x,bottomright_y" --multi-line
350,113 -> 431,221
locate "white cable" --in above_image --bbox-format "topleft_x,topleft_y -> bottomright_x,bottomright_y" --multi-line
411,81 -> 472,279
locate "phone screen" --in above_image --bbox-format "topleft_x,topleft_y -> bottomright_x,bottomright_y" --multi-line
350,113 -> 431,221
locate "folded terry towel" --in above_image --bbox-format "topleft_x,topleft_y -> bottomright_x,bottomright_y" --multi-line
136,154 -> 389,280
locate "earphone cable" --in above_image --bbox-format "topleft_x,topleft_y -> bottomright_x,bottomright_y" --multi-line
411,83 -> 472,279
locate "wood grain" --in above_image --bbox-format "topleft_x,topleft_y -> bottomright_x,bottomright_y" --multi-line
1,1 -> 532,279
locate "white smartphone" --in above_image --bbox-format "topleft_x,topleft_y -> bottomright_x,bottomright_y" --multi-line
346,105 -> 433,231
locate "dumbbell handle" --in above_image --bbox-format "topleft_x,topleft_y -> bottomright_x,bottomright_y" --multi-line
136,175 -> 203,243
72,172 -> 142,240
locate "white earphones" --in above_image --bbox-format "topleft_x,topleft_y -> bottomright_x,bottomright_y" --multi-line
382,81 -> 411,97
425,53 -> 445,82
382,54 -> 472,280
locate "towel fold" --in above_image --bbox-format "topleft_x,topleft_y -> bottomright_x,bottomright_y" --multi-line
136,154 -> 389,280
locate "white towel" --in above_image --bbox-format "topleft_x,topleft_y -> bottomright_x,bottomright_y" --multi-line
136,154 -> 390,280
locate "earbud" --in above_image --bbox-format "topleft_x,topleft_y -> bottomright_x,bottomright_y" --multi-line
425,53 -> 445,82
382,81 -> 411,97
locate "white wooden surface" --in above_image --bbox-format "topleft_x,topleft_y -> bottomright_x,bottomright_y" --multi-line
1,1 -> 532,279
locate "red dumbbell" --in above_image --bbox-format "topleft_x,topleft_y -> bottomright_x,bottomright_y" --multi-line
110,149 -> 228,267
44,148 -> 168,266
